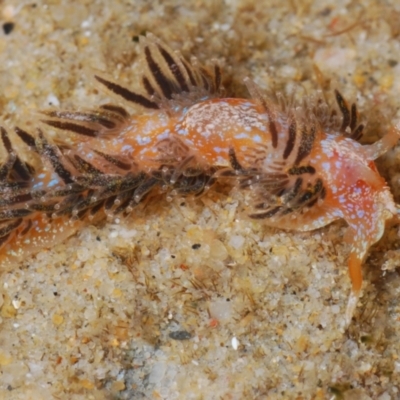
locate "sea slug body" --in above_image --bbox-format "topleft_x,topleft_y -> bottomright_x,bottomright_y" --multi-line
0,33 -> 398,324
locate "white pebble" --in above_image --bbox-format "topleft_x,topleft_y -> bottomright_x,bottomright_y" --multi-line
148,362 -> 167,384
231,336 -> 239,350
46,94 -> 60,107
228,235 -> 245,249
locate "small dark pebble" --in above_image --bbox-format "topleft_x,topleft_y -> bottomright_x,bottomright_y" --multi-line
319,7 -> 331,16
3,22 -> 14,35
169,330 -> 192,341
388,59 -> 398,67
192,243 -> 201,249
132,30 -> 147,42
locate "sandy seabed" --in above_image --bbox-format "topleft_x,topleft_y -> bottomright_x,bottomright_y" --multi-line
0,1 -> 400,399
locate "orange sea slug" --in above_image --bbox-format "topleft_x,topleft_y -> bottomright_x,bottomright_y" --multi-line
0,34 -> 398,324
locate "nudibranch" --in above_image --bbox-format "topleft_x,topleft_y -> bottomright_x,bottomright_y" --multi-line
0,34 -> 398,324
